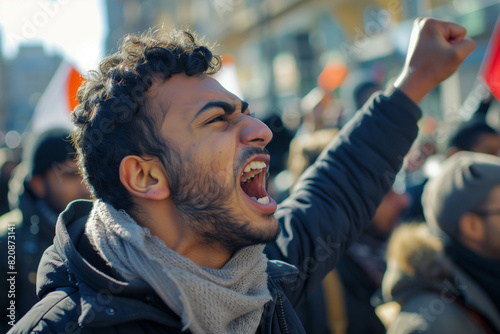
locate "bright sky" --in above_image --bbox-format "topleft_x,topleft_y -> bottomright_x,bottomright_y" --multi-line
0,0 -> 107,72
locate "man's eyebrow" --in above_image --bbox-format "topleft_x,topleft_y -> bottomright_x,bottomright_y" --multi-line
241,101 -> 249,113
194,100 -> 249,120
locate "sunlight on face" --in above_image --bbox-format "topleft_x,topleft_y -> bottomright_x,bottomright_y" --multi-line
153,74 -> 279,252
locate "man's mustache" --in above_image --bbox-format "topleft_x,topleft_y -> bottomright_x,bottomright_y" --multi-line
234,147 -> 271,178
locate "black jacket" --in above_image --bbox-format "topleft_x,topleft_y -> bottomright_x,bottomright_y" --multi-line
0,182 -> 59,333
8,88 -> 421,333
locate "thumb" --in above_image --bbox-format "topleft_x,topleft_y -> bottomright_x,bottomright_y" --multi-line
451,36 -> 476,60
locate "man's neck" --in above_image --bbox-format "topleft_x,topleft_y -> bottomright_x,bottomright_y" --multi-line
132,199 -> 232,269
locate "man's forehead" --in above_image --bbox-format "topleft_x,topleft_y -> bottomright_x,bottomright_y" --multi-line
151,73 -> 239,115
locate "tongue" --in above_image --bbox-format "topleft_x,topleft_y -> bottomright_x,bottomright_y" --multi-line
241,179 -> 258,197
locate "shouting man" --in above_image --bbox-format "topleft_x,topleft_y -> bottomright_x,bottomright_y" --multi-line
10,18 -> 474,333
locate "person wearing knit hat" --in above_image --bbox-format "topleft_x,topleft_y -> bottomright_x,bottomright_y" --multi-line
30,128 -> 77,178
382,151 -> 500,334
423,151 -> 500,250
0,128 -> 91,332
26,128 -> 91,213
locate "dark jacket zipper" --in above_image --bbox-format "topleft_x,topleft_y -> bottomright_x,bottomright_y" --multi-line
276,290 -> 290,334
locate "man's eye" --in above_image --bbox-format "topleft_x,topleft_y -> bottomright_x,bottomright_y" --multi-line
206,115 -> 226,124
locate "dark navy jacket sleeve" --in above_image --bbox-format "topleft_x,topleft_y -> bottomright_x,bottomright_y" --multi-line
264,87 -> 421,307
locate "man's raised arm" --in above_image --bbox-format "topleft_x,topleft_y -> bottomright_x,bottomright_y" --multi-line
264,18 -> 475,306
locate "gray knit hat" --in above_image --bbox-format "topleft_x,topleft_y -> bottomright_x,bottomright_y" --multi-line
422,151 -> 500,238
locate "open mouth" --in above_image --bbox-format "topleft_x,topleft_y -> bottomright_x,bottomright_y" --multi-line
240,160 -> 270,205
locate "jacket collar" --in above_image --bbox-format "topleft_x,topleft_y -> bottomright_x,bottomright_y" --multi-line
39,200 -> 301,329
266,260 -> 298,281
38,200 -> 182,328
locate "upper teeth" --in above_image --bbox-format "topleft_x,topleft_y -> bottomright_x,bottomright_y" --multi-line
243,161 -> 266,173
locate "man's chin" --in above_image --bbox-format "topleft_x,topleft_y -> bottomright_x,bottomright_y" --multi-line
267,223 -> 281,244
259,216 -> 281,245
240,216 -> 280,246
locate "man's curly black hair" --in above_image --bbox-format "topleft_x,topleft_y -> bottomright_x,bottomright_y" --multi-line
71,29 -> 221,211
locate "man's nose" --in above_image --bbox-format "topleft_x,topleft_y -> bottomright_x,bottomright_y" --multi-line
240,115 -> 273,147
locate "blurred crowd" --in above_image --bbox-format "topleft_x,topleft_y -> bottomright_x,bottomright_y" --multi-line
1,57 -> 500,333
0,128 -> 91,329
277,74 -> 500,334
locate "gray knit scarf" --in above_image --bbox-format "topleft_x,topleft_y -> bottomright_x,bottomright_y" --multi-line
85,200 -> 271,334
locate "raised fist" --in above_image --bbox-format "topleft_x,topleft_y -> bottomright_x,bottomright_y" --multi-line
394,18 -> 476,103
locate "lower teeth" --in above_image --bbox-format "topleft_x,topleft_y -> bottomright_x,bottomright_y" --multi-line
257,196 -> 269,205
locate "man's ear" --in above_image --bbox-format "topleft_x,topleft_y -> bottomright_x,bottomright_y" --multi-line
458,212 -> 485,243
119,155 -> 170,200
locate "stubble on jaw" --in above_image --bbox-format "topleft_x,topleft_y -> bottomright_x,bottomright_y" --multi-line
162,144 -> 279,254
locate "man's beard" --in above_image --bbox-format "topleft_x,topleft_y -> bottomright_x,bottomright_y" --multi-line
162,145 -> 279,254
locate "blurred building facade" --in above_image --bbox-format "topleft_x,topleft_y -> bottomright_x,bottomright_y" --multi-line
104,0 -> 499,119
2,45 -> 62,135
105,0 -> 177,53
102,0 -> 500,172
0,32 -> 7,135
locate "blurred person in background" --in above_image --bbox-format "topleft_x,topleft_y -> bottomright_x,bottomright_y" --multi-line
352,80 -> 381,111
0,148 -> 21,215
0,128 -> 91,330
404,121 -> 500,222
297,88 -> 340,135
383,151 -> 500,334
294,62 -> 348,137
9,18 -> 474,333
446,122 -> 500,157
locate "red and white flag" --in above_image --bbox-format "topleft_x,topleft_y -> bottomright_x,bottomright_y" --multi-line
30,61 -> 84,134
481,16 -> 500,100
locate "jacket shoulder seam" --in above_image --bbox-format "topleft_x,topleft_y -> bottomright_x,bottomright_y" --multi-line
27,287 -> 80,331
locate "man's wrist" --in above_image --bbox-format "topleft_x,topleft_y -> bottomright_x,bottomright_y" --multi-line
393,68 -> 436,105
